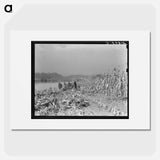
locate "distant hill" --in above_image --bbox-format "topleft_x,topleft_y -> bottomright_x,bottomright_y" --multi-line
66,75 -> 93,81
35,72 -> 94,82
35,72 -> 67,82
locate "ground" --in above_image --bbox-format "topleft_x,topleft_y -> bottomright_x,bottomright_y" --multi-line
34,69 -> 128,117
35,89 -> 127,117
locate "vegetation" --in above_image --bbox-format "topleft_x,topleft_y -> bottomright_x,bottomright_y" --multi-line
34,68 -> 128,116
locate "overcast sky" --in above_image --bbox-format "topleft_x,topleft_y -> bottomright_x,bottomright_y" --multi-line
35,43 -> 127,76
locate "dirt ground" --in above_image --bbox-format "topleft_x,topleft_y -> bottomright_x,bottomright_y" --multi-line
35,89 -> 127,117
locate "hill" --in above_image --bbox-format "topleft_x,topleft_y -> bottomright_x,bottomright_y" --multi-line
35,72 -> 95,82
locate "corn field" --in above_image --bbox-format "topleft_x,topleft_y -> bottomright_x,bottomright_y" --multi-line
79,67 -> 128,98
34,67 -> 128,117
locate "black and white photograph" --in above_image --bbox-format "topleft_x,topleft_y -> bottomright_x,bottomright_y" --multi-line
31,41 -> 129,119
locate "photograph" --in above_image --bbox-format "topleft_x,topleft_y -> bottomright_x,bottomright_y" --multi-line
31,41 -> 129,119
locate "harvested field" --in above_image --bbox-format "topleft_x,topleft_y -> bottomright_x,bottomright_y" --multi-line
34,68 -> 128,117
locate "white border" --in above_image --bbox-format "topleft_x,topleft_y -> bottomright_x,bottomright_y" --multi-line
10,30 -> 150,130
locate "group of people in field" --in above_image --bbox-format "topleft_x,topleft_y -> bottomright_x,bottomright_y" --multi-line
58,81 -> 78,91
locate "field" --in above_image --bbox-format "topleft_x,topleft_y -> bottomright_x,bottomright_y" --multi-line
34,68 -> 128,117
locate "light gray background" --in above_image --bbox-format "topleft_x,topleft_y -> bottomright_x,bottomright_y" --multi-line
4,4 -> 155,156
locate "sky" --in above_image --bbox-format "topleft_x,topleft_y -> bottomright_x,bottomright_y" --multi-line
35,43 -> 127,76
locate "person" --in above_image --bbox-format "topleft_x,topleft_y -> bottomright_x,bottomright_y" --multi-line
58,82 -> 62,90
74,81 -> 77,90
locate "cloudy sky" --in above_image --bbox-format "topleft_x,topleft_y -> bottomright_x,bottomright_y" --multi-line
35,43 -> 127,76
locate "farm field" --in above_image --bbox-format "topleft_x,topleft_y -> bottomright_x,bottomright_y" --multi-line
34,68 -> 128,117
